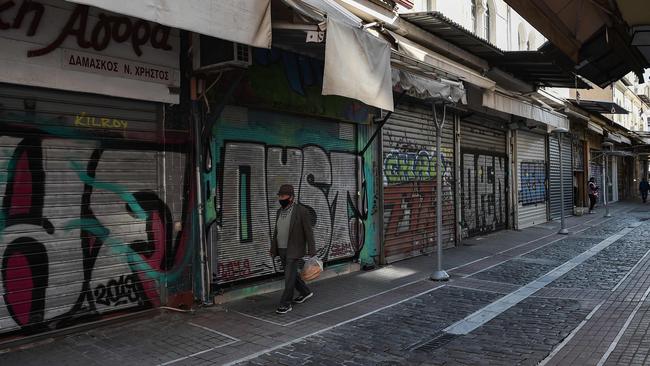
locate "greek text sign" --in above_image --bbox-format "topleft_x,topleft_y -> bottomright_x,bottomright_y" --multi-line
0,0 -> 180,103
63,49 -> 178,86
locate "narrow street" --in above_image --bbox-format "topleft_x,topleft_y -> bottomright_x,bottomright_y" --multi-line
1,201 -> 649,365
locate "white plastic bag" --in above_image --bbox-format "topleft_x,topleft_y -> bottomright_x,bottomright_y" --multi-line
301,256 -> 323,281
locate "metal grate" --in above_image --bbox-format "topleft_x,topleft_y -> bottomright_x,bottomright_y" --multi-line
409,332 -> 459,352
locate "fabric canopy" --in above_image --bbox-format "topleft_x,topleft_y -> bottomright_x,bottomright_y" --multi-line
588,121 -> 605,135
483,90 -> 569,130
323,19 -> 394,111
392,69 -> 466,104
389,31 -> 496,91
65,0 -> 272,48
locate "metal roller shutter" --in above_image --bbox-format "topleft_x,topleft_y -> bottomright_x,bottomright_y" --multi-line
382,104 -> 455,263
516,130 -> 548,229
589,149 -> 604,204
211,107 -> 362,284
0,84 -> 167,334
548,135 -> 573,220
460,119 -> 507,238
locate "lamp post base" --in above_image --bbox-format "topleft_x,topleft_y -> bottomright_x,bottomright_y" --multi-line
558,228 -> 569,235
430,270 -> 450,281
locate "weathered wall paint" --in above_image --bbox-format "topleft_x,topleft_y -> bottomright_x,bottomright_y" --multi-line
207,48 -> 373,125
0,105 -> 193,336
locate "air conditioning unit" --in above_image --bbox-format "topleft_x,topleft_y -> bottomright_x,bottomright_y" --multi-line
193,34 -> 252,74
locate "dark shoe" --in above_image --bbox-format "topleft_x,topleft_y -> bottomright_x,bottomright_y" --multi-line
293,292 -> 313,304
276,305 -> 292,314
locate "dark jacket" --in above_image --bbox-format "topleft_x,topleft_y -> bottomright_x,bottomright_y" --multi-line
640,181 -> 650,192
270,203 -> 317,259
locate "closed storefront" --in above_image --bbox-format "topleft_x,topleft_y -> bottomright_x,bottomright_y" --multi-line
210,107 -> 365,284
459,117 -> 507,238
572,137 -> 586,207
0,0 -> 190,336
590,149 -> 604,204
0,84 -> 189,334
382,103 -> 455,263
548,134 -> 573,220
516,130 -> 548,229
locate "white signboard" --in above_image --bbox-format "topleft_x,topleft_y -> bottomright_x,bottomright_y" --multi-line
0,0 -> 180,103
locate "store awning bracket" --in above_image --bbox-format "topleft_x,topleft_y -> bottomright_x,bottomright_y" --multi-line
359,91 -> 407,156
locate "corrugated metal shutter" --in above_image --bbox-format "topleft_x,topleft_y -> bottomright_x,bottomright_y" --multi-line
589,149 -> 604,204
459,119 -> 507,238
516,130 -> 547,229
211,107 -> 361,284
572,138 -> 584,171
382,104 -> 455,263
548,135 -> 573,220
0,84 -> 165,334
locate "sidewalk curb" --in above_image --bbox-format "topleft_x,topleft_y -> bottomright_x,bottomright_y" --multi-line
214,262 -> 361,304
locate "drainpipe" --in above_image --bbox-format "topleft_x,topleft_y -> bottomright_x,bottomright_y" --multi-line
332,0 -> 489,73
191,77 -> 210,305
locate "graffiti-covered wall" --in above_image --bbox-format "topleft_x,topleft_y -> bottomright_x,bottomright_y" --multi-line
382,105 -> 456,263
0,85 -> 193,336
204,48 -> 378,285
459,120 -> 508,238
461,153 -> 507,237
206,109 -> 373,284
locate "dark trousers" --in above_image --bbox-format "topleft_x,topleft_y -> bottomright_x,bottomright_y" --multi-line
589,194 -> 597,211
279,249 -> 310,306
642,191 -> 648,203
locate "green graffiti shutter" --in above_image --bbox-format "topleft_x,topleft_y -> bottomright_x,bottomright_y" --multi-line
381,104 -> 455,263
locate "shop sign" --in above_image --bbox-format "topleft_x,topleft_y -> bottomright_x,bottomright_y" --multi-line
0,0 -> 180,103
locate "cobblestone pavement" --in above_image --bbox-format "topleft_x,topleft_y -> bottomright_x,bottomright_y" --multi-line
232,205 -> 650,366
2,202 -> 650,366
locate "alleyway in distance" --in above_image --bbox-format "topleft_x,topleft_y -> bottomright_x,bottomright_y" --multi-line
2,201 -> 650,366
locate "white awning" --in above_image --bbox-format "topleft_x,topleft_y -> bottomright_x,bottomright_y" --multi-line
65,0 -> 272,48
483,90 -> 569,130
389,31 -> 496,91
323,19 -> 393,111
607,132 -> 632,145
392,69 -> 466,104
588,121 -> 604,135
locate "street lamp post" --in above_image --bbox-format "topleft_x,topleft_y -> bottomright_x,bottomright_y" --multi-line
553,127 -> 569,235
602,142 -> 613,218
431,102 -> 449,282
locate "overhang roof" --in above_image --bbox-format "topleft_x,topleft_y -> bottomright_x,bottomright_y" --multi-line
638,94 -> 650,107
401,12 -> 589,89
569,99 -> 629,115
400,12 -> 504,59
502,0 -> 650,87
489,51 -> 591,89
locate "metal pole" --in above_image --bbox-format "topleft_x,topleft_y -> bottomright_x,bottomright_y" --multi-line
603,154 -> 611,218
558,132 -> 568,234
604,150 -> 612,217
431,103 -> 449,281
192,99 -> 210,304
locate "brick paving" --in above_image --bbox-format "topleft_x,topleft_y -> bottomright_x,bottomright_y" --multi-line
1,202 -> 648,366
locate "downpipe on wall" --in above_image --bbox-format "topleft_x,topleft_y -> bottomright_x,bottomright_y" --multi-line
191,79 -> 211,306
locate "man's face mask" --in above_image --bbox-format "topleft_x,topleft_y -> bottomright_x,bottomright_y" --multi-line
279,198 -> 291,208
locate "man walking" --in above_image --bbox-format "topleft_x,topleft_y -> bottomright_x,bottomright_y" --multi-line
588,177 -> 599,214
270,184 -> 317,314
640,178 -> 649,203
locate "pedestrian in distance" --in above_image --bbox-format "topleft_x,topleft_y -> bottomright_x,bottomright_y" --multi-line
588,177 -> 599,214
270,184 -> 317,314
640,177 -> 649,203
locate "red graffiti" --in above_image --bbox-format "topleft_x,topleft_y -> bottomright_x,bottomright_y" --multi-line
10,151 -> 31,215
218,259 -> 251,282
